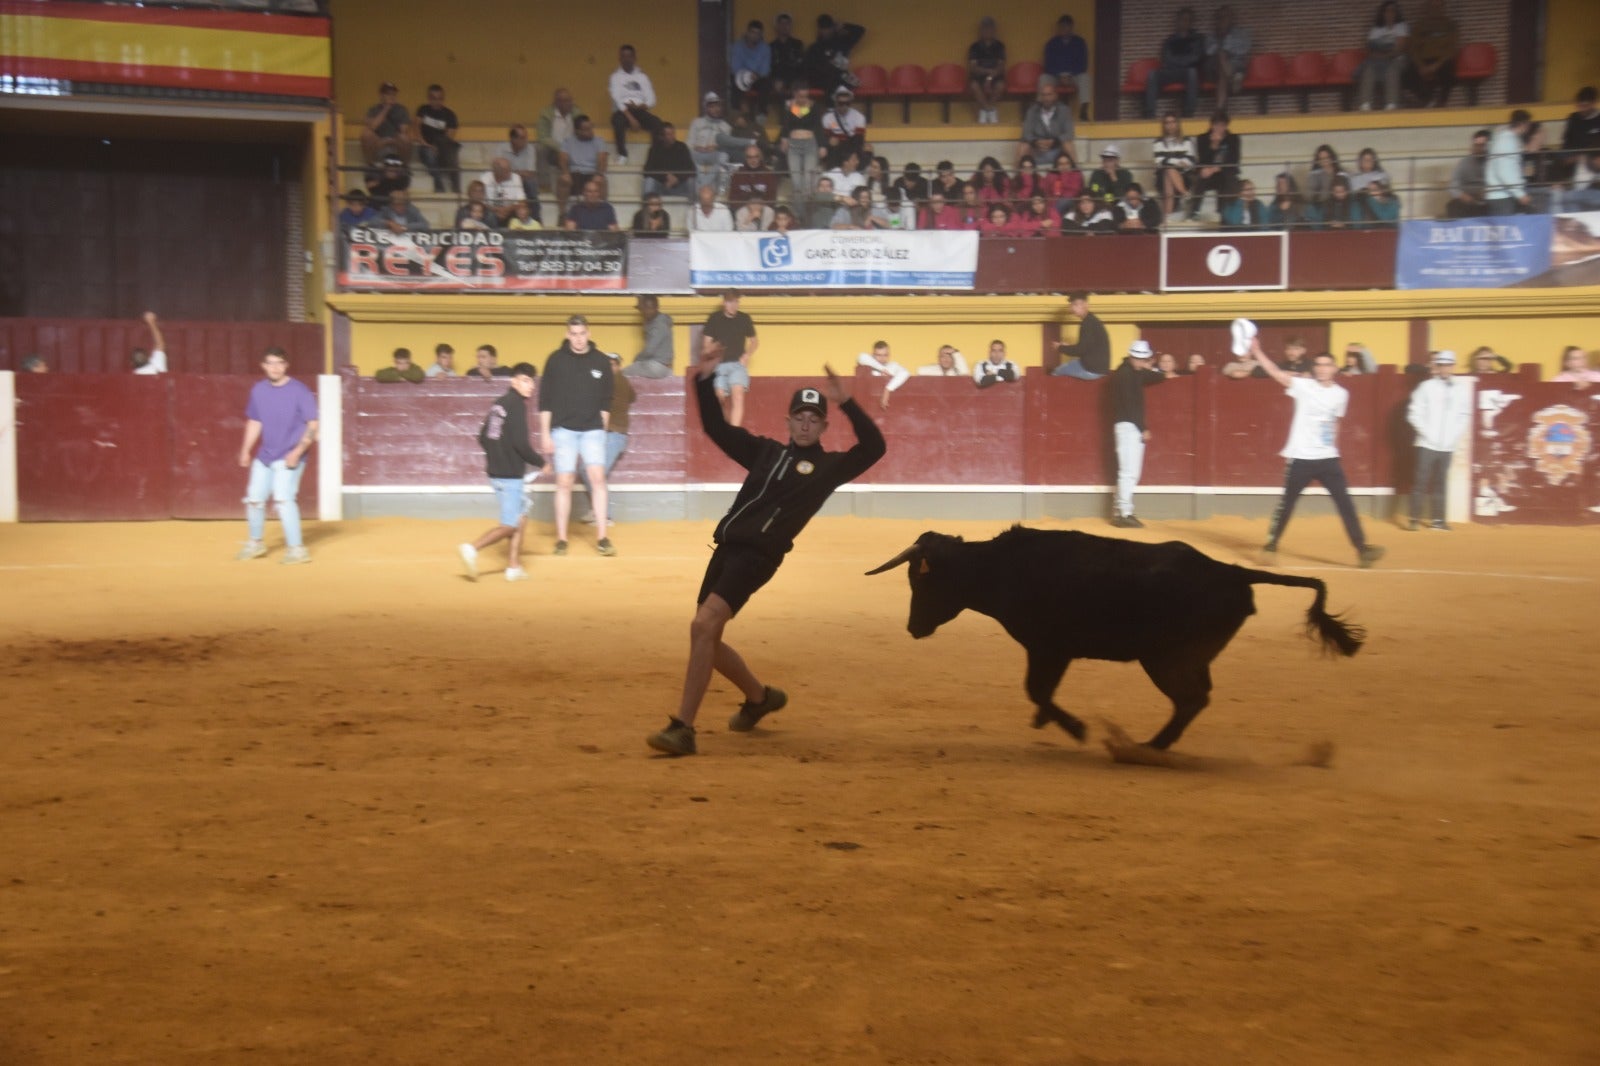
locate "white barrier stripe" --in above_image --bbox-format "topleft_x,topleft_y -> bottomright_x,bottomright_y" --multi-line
346,483 -> 1398,496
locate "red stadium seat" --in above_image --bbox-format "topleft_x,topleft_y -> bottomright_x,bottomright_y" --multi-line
1455,42 -> 1497,105
1240,52 -> 1286,114
1283,51 -> 1328,112
1121,57 -> 1159,95
1006,60 -> 1045,121
926,62 -> 968,123
1324,48 -> 1365,110
852,64 -> 888,121
887,63 -> 928,123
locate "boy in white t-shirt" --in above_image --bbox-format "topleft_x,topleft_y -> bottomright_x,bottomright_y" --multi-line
1250,336 -> 1384,568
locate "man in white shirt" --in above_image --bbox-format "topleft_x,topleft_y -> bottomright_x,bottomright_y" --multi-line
856,340 -> 911,409
1251,335 -> 1384,567
477,158 -> 527,225
1485,109 -> 1532,216
688,182 -> 735,231
426,343 -> 456,378
132,311 -> 168,375
1405,350 -> 1473,531
916,345 -> 969,377
820,86 -> 867,169
973,340 -> 1020,389
608,44 -> 662,162
821,151 -> 867,203
497,124 -> 543,218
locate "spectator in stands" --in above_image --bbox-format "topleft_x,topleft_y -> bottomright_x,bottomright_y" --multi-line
778,84 -> 824,202
427,343 -> 455,378
1043,15 -> 1090,121
631,192 -> 672,238
1405,350 -> 1471,531
338,189 -> 376,232
557,115 -> 609,217
701,288 -> 759,427
1018,81 -> 1073,167
1358,1 -> 1410,112
608,44 -> 662,163
1341,344 -> 1378,375
414,84 -> 461,194
1144,7 -> 1205,120
565,177 -> 620,231
1063,192 -> 1116,233
1219,346 -> 1264,379
857,340 -> 912,409
689,93 -> 736,197
957,183 -> 987,229
1521,121 -> 1565,213
642,123 -> 696,201
1189,112 -> 1241,219
498,124 -> 544,216
1022,193 -> 1064,236
1152,113 -> 1197,222
378,189 -> 429,233
458,362 -> 543,583
457,201 -> 495,231
689,182 -> 736,231
1306,144 -> 1344,209
862,156 -> 893,208
1205,5 -> 1251,116
20,355 -> 47,373
736,200 -> 776,232
833,186 -> 890,229
1405,0 -> 1460,108
130,311 -> 168,375
1052,291 -> 1110,378
236,347 -> 318,565
479,157 -> 526,226
1267,172 -> 1309,227
1486,109 -> 1533,215
822,151 -> 867,203
1116,183 -> 1162,231
1570,151 -> 1600,211
770,206 -> 800,233
805,14 -> 866,99
1042,150 -> 1084,208
1469,346 -> 1511,375
918,345 -> 969,376
1155,352 -> 1180,378
466,344 -> 513,382
979,203 -> 1018,236
930,160 -> 963,201
539,315 -> 617,557
802,176 -> 838,229
1222,179 -> 1265,228
769,14 -> 808,109
920,189 -> 961,230
1445,130 -> 1490,217
971,156 -> 1011,204
728,107 -> 779,167
375,347 -> 425,383
730,19 -> 773,116
974,341 -> 1021,388
820,87 -> 868,170
967,17 -> 1008,126
1348,147 -> 1389,196
537,88 -> 580,192
506,200 -> 541,231
1086,146 -> 1133,204
625,295 -> 674,379
364,153 -> 411,203
1366,178 -> 1402,225
360,81 -> 413,164
891,162 -> 930,208
729,144 -> 777,213
1010,156 -> 1044,205
1561,87 -> 1600,180
1552,345 -> 1600,389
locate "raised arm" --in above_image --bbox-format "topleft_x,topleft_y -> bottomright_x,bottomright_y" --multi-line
822,363 -> 887,477
1249,337 -> 1294,388
692,346 -> 764,467
143,311 -> 165,352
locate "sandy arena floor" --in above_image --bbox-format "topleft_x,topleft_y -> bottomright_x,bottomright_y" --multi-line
1,514 -> 1597,1065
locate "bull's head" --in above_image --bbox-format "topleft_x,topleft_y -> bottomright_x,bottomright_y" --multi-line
865,531 -> 967,639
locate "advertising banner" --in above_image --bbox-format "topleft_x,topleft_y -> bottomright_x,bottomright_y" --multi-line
338,229 -> 626,291
1395,215 -> 1552,289
688,231 -> 978,290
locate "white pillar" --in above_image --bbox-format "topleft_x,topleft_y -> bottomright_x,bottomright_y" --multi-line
317,374 -> 343,522
0,372 -> 16,522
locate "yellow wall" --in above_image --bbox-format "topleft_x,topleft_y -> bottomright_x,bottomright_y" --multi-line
1427,317 -> 1593,369
1542,0 -> 1600,104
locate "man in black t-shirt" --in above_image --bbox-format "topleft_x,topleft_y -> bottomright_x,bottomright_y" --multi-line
699,289 -> 760,426
1052,291 -> 1111,379
414,84 -> 461,193
967,17 -> 1007,125
538,315 -> 616,557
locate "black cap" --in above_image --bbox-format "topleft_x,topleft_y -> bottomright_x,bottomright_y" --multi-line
789,386 -> 827,419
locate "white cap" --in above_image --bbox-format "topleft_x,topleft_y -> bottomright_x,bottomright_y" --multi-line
703,91 -> 722,104
1230,317 -> 1258,357
1100,144 -> 1121,157
1431,350 -> 1457,364
1129,339 -> 1153,358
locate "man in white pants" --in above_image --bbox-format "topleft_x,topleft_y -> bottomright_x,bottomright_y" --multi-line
1108,339 -> 1165,528
1405,350 -> 1473,530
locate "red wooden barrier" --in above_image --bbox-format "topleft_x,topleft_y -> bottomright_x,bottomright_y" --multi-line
1472,381 -> 1599,524
0,319 -> 324,374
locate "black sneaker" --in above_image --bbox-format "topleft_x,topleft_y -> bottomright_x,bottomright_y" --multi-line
728,686 -> 787,732
596,537 -> 617,557
1358,544 -> 1386,568
1428,520 -> 1451,532
1119,515 -> 1145,529
647,717 -> 697,756
1260,540 -> 1279,564
553,540 -> 568,556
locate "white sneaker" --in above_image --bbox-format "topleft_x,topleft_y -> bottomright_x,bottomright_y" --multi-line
458,542 -> 478,581
505,567 -> 529,582
1359,102 -> 1372,112
236,540 -> 266,561
1384,103 -> 1398,111
280,546 -> 311,565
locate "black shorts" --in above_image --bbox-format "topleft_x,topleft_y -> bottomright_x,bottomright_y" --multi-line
697,544 -> 782,617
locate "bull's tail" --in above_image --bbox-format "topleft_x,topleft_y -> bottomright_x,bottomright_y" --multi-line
1243,569 -> 1366,657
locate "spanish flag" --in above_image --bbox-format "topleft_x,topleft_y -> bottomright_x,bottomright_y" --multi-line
0,1 -> 330,99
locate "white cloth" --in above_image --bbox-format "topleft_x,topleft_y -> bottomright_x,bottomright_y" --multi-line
689,202 -> 735,231
821,107 -> 867,138
1367,22 -> 1409,50
822,168 -> 867,199
916,351 -> 970,376
1407,375 -> 1474,452
1281,377 -> 1348,460
1113,420 -> 1145,517
609,66 -> 657,111
856,352 -> 911,392
133,349 -> 167,375
478,171 -> 525,207
425,363 -> 455,377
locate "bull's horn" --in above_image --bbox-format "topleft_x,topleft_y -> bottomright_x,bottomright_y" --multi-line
864,545 -> 919,576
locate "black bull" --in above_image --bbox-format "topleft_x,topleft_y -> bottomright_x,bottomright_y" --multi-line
866,527 -> 1365,750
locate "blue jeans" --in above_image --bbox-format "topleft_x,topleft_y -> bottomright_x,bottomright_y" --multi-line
1486,197 -> 1518,216
1145,66 -> 1198,118
642,175 -> 696,199
245,458 -> 306,547
577,432 -> 629,499
1052,359 -> 1103,380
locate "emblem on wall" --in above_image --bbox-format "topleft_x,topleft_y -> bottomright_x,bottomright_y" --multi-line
1525,405 -> 1591,486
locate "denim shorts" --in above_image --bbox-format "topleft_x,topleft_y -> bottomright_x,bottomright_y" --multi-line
713,361 -> 750,394
490,477 -> 526,526
551,427 -> 608,475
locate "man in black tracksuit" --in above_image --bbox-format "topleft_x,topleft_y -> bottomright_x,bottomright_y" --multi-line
457,363 -> 545,583
1107,340 -> 1165,529
647,351 -> 885,756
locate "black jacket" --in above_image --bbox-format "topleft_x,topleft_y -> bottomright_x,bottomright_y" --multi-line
539,343 -> 614,431
478,389 -> 545,478
1058,312 -> 1111,375
804,23 -> 866,95
1109,359 -> 1165,431
697,373 -> 884,559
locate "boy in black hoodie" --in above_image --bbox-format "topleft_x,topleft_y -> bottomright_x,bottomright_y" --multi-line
647,349 -> 885,756
458,363 -> 544,582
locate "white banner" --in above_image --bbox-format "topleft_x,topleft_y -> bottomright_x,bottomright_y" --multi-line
689,230 -> 978,290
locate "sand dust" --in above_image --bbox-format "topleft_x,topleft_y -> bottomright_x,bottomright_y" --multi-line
1,514 -> 1597,1064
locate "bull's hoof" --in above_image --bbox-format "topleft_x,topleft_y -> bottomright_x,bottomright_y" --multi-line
1061,717 -> 1086,742
1100,719 -> 1184,768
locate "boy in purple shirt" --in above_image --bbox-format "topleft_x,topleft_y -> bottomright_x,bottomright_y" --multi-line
237,347 -> 319,563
